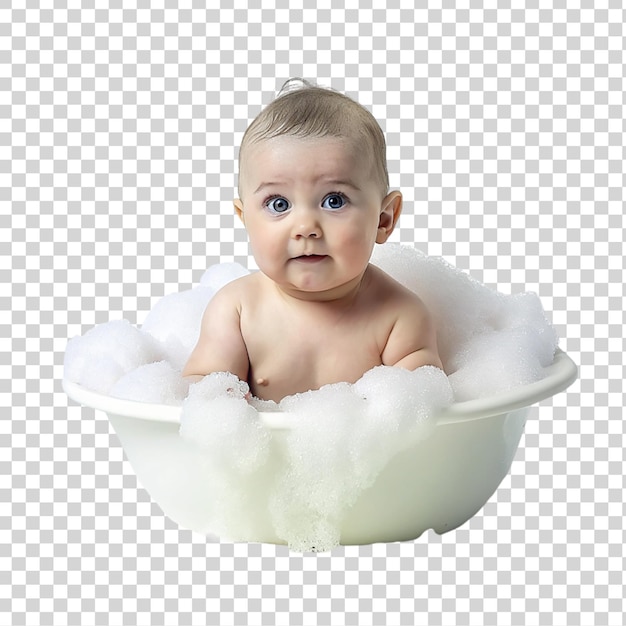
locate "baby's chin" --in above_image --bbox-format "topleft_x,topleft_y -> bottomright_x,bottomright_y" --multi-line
275,274 -> 369,303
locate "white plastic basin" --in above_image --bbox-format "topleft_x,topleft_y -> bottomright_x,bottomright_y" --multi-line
63,349 -> 577,546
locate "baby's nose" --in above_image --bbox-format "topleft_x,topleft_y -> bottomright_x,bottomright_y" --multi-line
293,209 -> 322,239
295,225 -> 321,239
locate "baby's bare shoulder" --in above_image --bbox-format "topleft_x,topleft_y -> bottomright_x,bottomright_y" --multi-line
196,274 -> 261,329
367,265 -> 428,314
209,272 -> 262,305
367,266 -> 442,369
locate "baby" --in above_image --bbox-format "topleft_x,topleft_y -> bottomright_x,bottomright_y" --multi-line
183,80 -> 442,402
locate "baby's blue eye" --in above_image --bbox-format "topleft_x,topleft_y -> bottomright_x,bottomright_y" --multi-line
265,196 -> 291,214
322,193 -> 347,210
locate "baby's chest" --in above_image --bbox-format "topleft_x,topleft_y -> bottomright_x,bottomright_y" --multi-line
243,316 -> 384,383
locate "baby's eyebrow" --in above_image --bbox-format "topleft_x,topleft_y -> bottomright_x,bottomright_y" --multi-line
321,179 -> 361,191
253,179 -> 361,195
253,182 -> 285,194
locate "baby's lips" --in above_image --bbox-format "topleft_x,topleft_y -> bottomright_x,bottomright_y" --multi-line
292,255 -> 329,264
292,253 -> 328,260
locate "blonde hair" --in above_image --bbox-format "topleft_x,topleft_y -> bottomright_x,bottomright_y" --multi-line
238,79 -> 389,196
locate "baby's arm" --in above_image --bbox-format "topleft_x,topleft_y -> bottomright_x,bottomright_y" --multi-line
182,284 -> 250,383
382,297 -> 443,372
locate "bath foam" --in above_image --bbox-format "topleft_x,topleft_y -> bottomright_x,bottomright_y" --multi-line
64,319 -> 164,395
141,285 -> 215,371
64,244 -> 558,403
140,263 -> 249,371
109,360 -> 190,406
269,366 -> 453,551
174,366 -> 453,550
63,244 -> 560,550
178,373 -> 276,542
63,264 -> 250,398
369,244 -> 558,400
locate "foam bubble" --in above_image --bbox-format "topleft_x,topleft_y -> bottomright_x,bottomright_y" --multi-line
271,382 -> 365,550
141,286 -> 215,370
499,291 -> 558,367
265,367 -> 454,551
371,243 -> 508,367
180,374 -> 268,473
186,370 -> 250,401
109,360 -> 190,405
178,373 -> 274,541
172,368 -> 454,551
371,244 -> 558,398
64,319 -> 163,394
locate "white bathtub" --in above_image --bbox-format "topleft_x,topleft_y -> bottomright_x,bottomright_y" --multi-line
63,349 -> 577,546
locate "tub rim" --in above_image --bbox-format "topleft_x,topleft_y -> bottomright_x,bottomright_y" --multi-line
63,349 -> 577,428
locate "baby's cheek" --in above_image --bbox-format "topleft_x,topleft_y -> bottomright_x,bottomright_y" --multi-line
338,227 -> 376,258
248,232 -> 273,262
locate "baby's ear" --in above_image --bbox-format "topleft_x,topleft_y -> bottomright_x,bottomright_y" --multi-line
376,191 -> 402,243
234,199 -> 245,224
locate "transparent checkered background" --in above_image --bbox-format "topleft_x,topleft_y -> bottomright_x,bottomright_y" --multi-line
2,2 -> 624,625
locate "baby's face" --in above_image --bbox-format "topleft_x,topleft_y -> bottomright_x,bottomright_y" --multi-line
235,136 -> 400,300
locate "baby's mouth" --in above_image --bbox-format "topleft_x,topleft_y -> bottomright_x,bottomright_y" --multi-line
292,254 -> 328,263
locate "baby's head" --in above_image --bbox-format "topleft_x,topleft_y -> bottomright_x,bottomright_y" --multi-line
238,79 -> 389,199
234,80 -> 402,300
